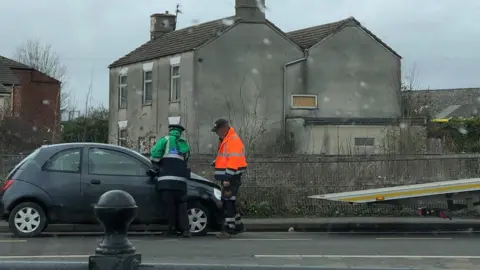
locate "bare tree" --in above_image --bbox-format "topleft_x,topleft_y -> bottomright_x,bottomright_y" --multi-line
223,77 -> 270,157
380,64 -> 429,154
399,64 -> 432,118
13,39 -> 70,111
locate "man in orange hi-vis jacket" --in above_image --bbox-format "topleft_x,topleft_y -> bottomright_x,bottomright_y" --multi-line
211,119 -> 247,238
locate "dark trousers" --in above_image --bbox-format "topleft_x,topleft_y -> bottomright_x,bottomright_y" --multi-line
160,190 -> 189,233
221,175 -> 244,232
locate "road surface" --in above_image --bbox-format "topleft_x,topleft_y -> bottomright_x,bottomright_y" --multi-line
0,232 -> 479,269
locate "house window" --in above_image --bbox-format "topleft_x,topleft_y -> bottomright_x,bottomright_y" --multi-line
119,75 -> 127,109
119,129 -> 128,147
0,94 -> 10,112
143,71 -> 153,105
354,137 -> 375,146
291,94 -> 317,109
0,95 -> 6,112
138,137 -> 146,154
149,136 -> 156,153
170,65 -> 180,102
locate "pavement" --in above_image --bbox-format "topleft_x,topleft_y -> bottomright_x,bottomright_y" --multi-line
0,231 -> 480,269
1,217 -> 480,233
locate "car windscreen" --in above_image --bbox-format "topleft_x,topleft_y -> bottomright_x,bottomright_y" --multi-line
6,148 -> 41,179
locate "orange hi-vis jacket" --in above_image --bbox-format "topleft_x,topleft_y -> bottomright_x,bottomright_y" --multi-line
214,127 -> 247,181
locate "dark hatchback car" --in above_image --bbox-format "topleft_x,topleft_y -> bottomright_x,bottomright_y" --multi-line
0,143 -> 223,237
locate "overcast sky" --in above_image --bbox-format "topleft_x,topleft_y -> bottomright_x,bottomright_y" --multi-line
1,0 -> 479,109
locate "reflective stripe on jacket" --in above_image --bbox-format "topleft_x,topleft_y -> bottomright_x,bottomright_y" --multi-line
163,136 -> 185,161
155,136 -> 188,191
214,127 -> 247,181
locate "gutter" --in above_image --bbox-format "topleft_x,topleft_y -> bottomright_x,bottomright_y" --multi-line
282,57 -> 306,137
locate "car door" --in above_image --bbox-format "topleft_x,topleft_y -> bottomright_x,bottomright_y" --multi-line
80,146 -> 160,223
41,147 -> 85,222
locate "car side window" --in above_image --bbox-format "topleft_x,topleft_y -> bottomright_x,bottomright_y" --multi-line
88,148 -> 148,176
43,148 -> 81,173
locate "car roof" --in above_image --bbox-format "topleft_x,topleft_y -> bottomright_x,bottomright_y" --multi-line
40,143 -> 151,163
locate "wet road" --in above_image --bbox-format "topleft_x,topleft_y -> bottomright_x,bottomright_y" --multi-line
0,232 -> 479,269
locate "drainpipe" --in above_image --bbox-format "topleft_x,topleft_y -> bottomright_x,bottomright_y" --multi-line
282,57 -> 307,138
11,84 -> 16,115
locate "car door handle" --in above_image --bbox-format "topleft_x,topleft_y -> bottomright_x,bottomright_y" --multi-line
90,179 -> 101,185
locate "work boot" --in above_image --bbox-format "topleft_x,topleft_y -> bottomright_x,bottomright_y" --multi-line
231,223 -> 246,235
216,231 -> 231,239
181,231 -> 191,238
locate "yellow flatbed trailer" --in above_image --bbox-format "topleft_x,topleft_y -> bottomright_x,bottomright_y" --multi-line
309,178 -> 480,203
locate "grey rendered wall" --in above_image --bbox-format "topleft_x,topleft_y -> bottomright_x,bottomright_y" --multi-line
108,51 -> 195,149
287,118 -> 393,155
194,22 -> 304,154
288,25 -> 401,119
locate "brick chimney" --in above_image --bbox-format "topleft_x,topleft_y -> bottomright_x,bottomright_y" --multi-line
150,11 -> 176,40
235,0 -> 266,22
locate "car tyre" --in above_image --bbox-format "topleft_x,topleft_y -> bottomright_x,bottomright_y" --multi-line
187,201 -> 210,236
8,202 -> 47,238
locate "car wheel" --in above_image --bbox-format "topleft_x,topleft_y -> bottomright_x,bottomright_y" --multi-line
8,202 -> 47,238
187,201 -> 210,236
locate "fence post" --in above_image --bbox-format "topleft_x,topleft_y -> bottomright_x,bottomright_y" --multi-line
88,190 -> 142,270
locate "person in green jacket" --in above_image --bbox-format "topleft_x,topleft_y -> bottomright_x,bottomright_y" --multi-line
150,117 -> 192,237
150,125 -> 191,163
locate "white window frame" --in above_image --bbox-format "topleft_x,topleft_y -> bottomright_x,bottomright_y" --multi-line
118,128 -> 128,147
142,70 -> 153,105
0,93 -> 11,117
138,137 -> 146,153
170,65 -> 181,102
118,75 -> 127,109
291,94 -> 318,109
0,94 -> 7,109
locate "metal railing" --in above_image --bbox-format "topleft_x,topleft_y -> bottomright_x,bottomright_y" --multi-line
0,190 -> 382,270
2,153 -> 480,218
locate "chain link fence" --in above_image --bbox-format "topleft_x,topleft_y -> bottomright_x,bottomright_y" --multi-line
2,153 -> 480,217
0,154 -> 26,179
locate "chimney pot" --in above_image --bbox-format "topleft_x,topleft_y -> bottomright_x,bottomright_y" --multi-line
150,12 -> 176,40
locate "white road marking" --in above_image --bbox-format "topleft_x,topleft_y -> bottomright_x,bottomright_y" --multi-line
0,240 -> 27,243
148,262 -> 414,269
0,255 -> 89,259
230,238 -> 312,241
254,255 -> 480,259
376,237 -> 452,240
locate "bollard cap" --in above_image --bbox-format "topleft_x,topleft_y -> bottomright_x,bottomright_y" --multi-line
95,190 -> 137,209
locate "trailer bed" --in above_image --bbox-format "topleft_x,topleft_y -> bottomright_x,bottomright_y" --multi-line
309,178 -> 480,203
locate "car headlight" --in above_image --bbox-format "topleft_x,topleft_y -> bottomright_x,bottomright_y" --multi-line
213,188 -> 222,200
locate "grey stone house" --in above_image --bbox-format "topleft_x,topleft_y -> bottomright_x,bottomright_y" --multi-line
109,0 -> 402,155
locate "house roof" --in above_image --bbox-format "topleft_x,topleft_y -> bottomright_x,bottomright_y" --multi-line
404,88 -> 480,117
0,58 -> 20,85
0,56 -> 30,69
0,55 -> 60,84
109,17 -> 239,68
110,16 -> 400,68
286,17 -> 401,58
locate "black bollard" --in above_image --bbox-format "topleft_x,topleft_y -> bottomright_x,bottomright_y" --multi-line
88,190 -> 141,270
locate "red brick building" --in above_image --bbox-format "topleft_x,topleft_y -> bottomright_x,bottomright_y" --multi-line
0,55 -> 61,141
